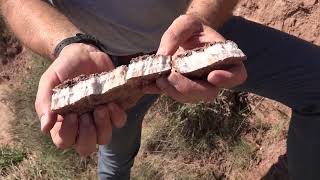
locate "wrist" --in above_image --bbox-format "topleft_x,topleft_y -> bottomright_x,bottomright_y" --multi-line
52,33 -> 118,66
59,43 -> 99,56
184,13 -> 211,26
53,33 -> 107,59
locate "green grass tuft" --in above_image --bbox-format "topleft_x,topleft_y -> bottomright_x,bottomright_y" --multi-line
0,146 -> 26,174
231,140 -> 257,170
1,52 -> 97,179
143,91 -> 251,155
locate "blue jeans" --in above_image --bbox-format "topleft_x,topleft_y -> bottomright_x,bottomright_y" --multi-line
98,17 -> 320,180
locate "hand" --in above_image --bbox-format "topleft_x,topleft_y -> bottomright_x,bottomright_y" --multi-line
143,14 -> 247,103
35,43 -> 127,156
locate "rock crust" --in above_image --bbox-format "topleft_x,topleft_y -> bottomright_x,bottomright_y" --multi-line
51,41 -> 246,115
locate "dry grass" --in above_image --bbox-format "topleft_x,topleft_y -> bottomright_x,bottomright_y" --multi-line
0,52 -> 97,179
0,146 -> 26,175
131,91 -> 259,179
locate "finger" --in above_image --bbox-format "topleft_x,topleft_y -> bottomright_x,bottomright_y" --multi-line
108,103 -> 127,128
157,15 -> 202,55
35,68 -> 61,133
89,51 -> 115,71
50,113 -> 79,149
142,84 -> 162,94
191,80 -> 220,102
93,105 -> 112,145
207,62 -> 247,88
167,72 -> 219,102
156,76 -> 188,103
76,113 -> 97,156
117,89 -> 144,110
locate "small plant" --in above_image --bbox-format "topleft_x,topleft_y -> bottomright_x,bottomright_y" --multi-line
163,90 -> 250,151
0,146 -> 26,174
231,140 -> 257,169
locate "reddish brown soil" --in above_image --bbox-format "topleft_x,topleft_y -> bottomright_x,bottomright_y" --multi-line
235,0 -> 320,45
232,0 -> 320,179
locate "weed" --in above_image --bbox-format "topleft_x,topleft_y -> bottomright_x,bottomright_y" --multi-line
144,91 -> 250,155
0,146 -> 26,175
230,140 -> 256,170
2,52 -> 97,179
131,161 -> 163,180
139,90 -> 252,179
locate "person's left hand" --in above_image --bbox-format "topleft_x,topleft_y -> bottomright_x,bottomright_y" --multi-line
143,14 -> 247,103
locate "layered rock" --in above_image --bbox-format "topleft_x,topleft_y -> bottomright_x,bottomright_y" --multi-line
51,41 -> 246,115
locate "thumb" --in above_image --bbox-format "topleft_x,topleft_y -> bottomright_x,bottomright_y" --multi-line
35,68 -> 60,133
157,15 -> 202,55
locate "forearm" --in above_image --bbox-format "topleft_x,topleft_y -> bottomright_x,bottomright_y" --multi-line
1,0 -> 80,59
186,0 -> 239,29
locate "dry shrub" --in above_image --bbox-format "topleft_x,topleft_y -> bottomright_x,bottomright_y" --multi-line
144,90 -> 251,157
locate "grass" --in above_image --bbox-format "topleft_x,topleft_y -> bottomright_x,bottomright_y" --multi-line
131,161 -> 163,180
230,140 -> 256,170
1,52 -> 97,179
143,91 -> 251,154
0,146 -> 26,175
134,91 -> 255,179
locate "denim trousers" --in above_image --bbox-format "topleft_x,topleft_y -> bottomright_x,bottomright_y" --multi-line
98,16 -> 320,180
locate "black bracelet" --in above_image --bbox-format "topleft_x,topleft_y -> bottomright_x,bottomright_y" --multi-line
53,33 -> 118,66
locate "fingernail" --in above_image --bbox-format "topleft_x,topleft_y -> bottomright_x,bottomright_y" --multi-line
40,114 -> 48,132
157,48 -> 166,55
119,115 -> 127,128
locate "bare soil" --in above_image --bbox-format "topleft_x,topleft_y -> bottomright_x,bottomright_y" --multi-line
0,18 -> 26,146
235,0 -> 320,45
0,84 -> 14,145
231,0 -> 320,179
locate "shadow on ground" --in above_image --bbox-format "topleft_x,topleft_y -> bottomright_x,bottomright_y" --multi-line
262,154 -> 289,180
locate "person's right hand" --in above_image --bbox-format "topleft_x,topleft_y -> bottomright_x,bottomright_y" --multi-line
35,43 -> 127,156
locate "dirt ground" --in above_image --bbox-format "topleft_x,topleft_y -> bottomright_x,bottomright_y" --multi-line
235,0 -> 320,45
0,17 -> 25,146
231,0 -> 320,179
0,0 -> 319,179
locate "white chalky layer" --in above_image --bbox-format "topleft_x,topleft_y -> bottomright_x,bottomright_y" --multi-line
51,66 -> 127,110
99,66 -> 127,94
126,55 -> 171,80
51,41 -> 246,114
174,41 -> 245,74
